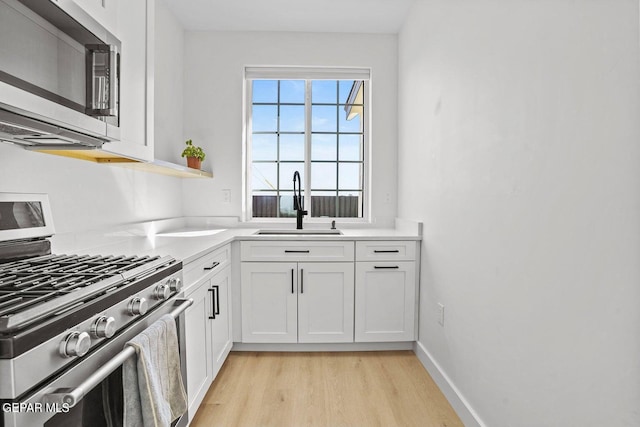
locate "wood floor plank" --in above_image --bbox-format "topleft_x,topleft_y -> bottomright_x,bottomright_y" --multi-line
191,351 -> 463,427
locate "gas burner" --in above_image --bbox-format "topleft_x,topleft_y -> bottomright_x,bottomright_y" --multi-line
0,254 -> 174,333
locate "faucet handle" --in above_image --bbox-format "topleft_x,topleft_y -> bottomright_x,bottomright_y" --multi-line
331,220 -> 336,230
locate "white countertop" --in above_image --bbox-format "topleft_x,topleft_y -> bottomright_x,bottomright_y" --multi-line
50,217 -> 422,265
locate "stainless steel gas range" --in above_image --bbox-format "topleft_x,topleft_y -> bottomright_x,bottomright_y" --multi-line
0,193 -> 191,427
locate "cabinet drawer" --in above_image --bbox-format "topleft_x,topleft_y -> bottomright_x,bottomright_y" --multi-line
184,244 -> 230,288
241,241 -> 354,262
355,241 -> 416,261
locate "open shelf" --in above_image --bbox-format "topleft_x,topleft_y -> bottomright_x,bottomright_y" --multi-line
34,149 -> 213,178
106,158 -> 213,178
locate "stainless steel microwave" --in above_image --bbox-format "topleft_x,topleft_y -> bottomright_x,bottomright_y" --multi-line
0,0 -> 121,148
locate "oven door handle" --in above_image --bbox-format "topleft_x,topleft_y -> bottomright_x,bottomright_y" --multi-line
42,298 -> 193,408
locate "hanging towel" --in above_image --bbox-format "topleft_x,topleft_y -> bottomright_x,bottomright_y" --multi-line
123,314 -> 188,427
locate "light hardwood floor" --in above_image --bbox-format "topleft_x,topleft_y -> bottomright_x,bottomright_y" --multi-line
191,351 -> 463,427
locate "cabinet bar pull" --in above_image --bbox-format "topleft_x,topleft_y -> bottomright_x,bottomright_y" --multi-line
285,250 -> 310,253
204,261 -> 220,271
213,285 -> 220,316
208,289 -> 216,319
300,269 -> 304,294
374,266 -> 400,269
291,269 -> 294,293
374,250 -> 400,253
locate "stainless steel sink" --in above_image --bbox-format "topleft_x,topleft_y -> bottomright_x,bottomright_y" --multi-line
255,229 -> 343,235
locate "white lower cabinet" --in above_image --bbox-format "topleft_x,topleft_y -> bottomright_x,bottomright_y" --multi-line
210,266 -> 233,372
241,262 -> 354,343
298,262 -> 354,343
184,258 -> 232,422
355,261 -> 416,342
184,278 -> 213,419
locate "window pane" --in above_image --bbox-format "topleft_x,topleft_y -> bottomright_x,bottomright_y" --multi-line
279,105 -> 305,132
311,162 -> 337,189
338,191 -> 361,218
252,191 -> 278,217
312,80 -> 337,103
338,134 -> 361,161
280,80 -> 304,103
339,109 -> 361,133
279,162 -> 304,192
339,80 -> 358,104
339,163 -> 361,189
252,134 -> 277,161
279,192 -> 296,218
311,134 -> 337,161
280,134 -> 304,161
252,80 -> 278,103
252,163 -> 277,190
252,105 -> 278,132
310,191 -> 336,218
312,105 -> 337,132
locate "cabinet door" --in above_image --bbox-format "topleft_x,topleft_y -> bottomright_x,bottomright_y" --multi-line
184,278 -> 213,420
100,0 -> 153,160
297,262 -> 354,343
210,266 -> 232,378
355,262 -> 416,342
241,262 -> 298,343
72,0 -> 118,33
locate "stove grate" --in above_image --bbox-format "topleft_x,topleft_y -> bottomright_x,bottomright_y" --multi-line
0,254 -> 160,318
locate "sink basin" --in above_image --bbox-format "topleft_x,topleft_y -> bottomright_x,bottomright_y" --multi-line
156,229 -> 226,237
255,229 -> 342,235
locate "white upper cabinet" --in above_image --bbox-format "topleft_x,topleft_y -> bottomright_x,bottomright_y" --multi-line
71,0 -> 118,33
99,0 -> 153,161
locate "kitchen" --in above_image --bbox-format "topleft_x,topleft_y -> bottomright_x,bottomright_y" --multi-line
0,0 -> 638,426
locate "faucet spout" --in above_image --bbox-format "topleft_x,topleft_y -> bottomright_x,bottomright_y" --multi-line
293,171 -> 307,229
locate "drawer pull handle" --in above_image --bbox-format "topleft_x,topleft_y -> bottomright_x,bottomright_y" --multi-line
285,250 -> 310,253
374,266 -> 400,269
291,269 -> 295,294
204,261 -> 220,271
374,250 -> 400,253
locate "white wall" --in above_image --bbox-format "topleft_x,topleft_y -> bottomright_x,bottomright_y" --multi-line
399,0 -> 640,425
181,31 -> 398,225
0,143 -> 182,233
154,0 -> 185,164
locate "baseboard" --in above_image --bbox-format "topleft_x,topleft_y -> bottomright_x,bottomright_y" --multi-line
233,341 -> 414,352
413,341 -> 486,427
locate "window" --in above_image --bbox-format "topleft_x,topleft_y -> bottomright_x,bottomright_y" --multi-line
245,67 -> 369,221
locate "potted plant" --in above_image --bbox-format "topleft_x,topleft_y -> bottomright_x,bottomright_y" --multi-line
181,139 -> 206,170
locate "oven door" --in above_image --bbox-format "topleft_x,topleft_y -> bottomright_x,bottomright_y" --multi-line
1,298 -> 192,427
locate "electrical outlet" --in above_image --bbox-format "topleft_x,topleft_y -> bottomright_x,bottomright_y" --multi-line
222,189 -> 231,203
437,303 -> 445,326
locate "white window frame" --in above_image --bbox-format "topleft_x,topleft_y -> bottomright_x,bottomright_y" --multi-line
242,66 -> 371,224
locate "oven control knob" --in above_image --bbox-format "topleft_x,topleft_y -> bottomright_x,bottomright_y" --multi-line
91,316 -> 116,338
154,283 -> 171,301
169,277 -> 182,293
128,297 -> 148,316
60,331 -> 91,358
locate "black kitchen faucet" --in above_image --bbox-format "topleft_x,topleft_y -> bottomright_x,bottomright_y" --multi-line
293,171 -> 307,229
